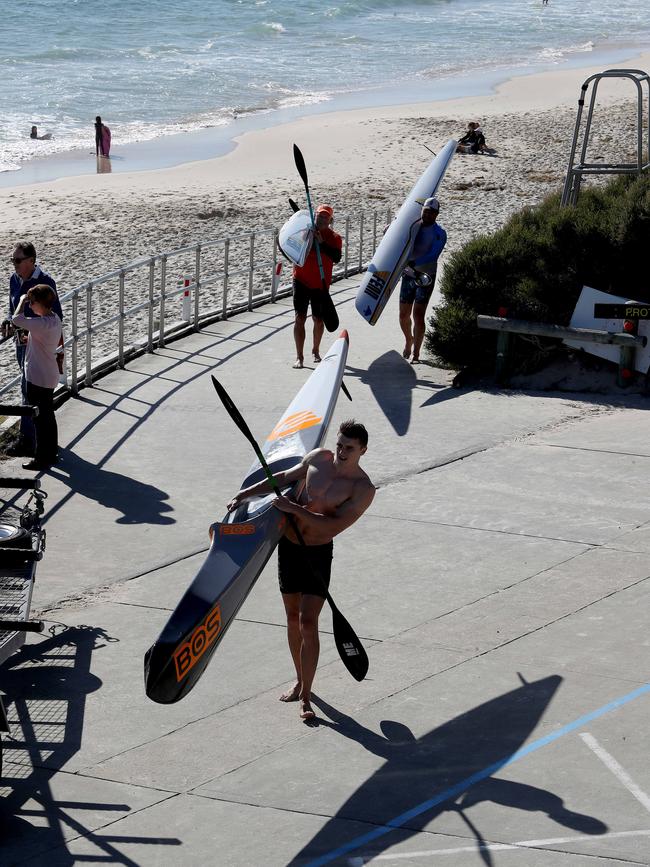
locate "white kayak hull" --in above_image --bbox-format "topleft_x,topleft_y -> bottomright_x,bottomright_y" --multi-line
355,139 -> 457,325
279,209 -> 314,267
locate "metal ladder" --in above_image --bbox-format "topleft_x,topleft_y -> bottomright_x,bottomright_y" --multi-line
561,68 -> 650,206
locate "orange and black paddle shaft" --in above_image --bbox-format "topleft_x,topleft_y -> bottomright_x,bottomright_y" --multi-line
212,375 -> 369,682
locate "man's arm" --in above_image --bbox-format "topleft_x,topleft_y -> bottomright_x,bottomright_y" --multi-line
227,458 -> 309,512
316,228 -> 343,265
273,479 -> 375,538
11,293 -> 31,328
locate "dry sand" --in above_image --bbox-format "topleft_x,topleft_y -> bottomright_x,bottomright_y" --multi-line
0,51 -> 648,380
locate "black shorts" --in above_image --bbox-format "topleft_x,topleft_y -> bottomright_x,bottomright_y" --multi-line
293,279 -> 326,320
278,535 -> 333,598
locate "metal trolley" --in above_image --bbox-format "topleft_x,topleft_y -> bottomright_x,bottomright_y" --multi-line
0,405 -> 47,774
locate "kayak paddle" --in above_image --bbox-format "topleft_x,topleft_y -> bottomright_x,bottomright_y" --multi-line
293,143 -> 339,332
212,375 -> 368,682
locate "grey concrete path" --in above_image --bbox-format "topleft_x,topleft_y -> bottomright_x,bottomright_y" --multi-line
1,278 -> 649,866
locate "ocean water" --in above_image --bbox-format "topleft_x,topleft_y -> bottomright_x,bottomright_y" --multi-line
2,0 -> 650,173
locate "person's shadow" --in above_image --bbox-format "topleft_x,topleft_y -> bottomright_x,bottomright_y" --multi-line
0,625 -> 181,863
290,675 -> 607,865
49,449 -> 174,525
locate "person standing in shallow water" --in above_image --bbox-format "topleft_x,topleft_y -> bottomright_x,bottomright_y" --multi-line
95,116 -> 111,157
227,420 -> 375,722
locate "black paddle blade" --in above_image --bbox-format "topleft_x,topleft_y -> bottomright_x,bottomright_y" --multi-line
212,376 -> 256,448
322,292 -> 339,333
332,606 -> 369,681
288,197 -> 300,213
293,143 -> 308,187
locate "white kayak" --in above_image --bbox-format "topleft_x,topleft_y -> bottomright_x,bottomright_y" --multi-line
355,139 -> 457,325
279,209 -> 313,267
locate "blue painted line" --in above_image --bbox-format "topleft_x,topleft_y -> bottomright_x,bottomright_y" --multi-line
307,682 -> 650,867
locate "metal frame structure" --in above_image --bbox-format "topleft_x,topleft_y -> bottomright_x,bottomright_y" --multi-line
561,68 -> 650,206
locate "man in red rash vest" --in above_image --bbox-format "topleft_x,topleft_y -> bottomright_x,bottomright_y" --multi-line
291,204 -> 342,368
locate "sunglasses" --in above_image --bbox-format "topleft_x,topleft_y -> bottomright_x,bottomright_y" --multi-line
11,256 -> 30,265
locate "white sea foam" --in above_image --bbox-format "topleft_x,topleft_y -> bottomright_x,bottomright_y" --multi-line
1,0 -> 648,174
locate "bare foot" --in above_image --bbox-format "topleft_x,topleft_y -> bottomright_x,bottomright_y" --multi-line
292,358 -> 304,369
312,352 -> 321,363
402,344 -> 412,360
279,682 -> 301,702
299,699 -> 316,720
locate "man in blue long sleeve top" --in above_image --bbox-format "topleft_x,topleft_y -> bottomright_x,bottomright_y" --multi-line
399,197 -> 447,364
4,242 -> 63,456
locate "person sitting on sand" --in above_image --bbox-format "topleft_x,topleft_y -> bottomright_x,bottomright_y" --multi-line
456,122 -> 479,153
30,125 -> 52,141
473,124 -> 493,154
457,121 -> 493,155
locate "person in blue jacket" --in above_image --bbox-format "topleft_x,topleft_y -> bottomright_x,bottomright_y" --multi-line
3,242 -> 63,456
399,197 -> 447,364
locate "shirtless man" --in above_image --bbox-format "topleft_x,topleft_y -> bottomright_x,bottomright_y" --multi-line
227,419 -> 375,721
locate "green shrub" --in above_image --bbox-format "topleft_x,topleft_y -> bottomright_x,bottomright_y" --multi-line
427,172 -> 650,371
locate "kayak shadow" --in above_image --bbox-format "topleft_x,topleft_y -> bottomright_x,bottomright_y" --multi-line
346,351 -> 447,436
290,675 -> 607,865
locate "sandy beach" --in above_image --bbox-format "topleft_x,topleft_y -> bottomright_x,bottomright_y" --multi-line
1,51 -> 648,377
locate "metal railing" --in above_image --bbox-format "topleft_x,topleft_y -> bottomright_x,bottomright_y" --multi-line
0,208 -> 389,401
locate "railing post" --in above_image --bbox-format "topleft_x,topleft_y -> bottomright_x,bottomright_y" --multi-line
85,283 -> 93,387
194,244 -> 201,330
344,215 -> 350,277
158,255 -> 167,348
358,212 -> 365,272
147,258 -> 155,352
118,268 -> 125,368
248,232 -> 255,310
222,238 -> 230,319
271,229 -> 279,301
71,290 -> 78,395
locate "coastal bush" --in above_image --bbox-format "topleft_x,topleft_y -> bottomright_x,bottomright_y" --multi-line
426,172 -> 650,371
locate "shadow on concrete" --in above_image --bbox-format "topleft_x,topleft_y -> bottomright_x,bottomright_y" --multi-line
346,351 -> 447,436
45,304 -> 295,524
0,625 -> 180,865
291,675 -> 607,865
49,450 -> 174,526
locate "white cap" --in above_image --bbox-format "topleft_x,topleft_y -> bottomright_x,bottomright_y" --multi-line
423,197 -> 440,211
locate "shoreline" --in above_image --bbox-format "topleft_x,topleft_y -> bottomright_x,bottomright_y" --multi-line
1,50 -> 648,381
2,43 -> 649,191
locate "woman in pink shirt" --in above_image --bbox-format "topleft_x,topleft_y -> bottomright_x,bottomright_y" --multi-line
12,284 -> 63,470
